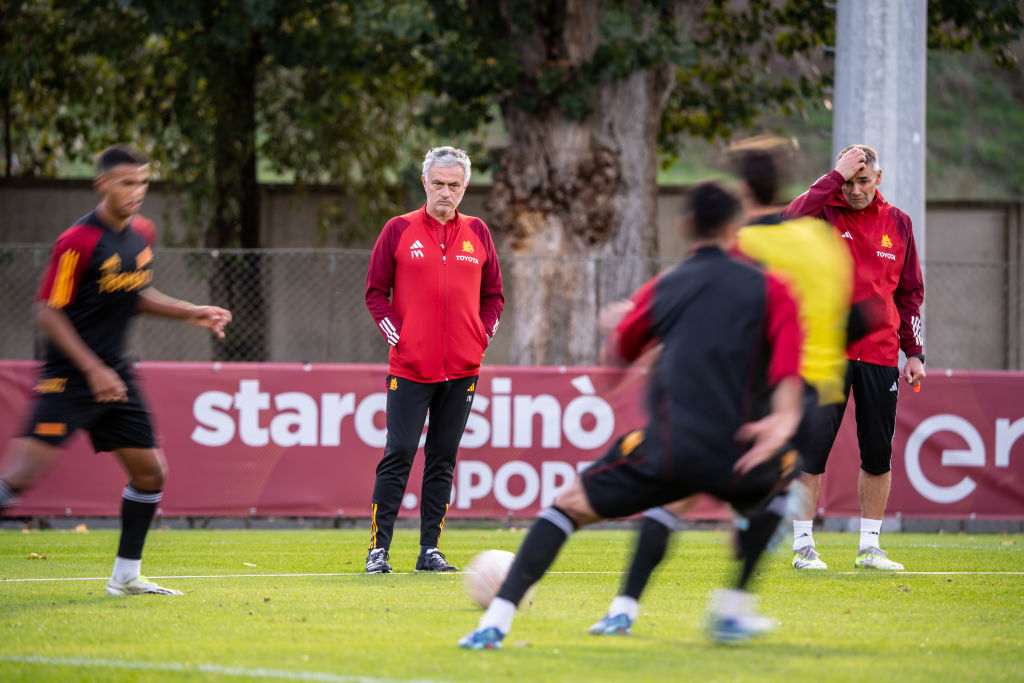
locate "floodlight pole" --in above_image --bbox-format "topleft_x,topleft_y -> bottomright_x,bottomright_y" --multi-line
832,0 -> 927,341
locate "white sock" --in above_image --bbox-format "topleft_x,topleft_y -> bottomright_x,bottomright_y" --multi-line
478,597 -> 517,634
793,520 -> 814,551
859,518 -> 882,550
608,595 -> 639,621
112,557 -> 142,584
709,588 -> 754,616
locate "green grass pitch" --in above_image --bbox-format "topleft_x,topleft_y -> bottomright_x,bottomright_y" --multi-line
1,526 -> 1021,682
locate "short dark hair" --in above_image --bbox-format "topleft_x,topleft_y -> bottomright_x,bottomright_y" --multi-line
686,181 -> 742,238
735,149 -> 779,206
95,145 -> 148,176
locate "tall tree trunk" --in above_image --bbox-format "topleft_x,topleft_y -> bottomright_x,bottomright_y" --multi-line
486,1 -> 678,365
205,40 -> 267,361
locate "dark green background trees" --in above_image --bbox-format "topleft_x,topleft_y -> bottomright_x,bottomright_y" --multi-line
2,0 -> 1020,362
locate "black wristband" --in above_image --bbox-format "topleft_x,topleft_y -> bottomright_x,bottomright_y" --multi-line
909,353 -> 925,364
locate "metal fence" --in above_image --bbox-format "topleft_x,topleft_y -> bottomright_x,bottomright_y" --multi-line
1,245 -> 1021,369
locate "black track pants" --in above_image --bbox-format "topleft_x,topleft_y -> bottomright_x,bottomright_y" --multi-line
369,374 -> 478,551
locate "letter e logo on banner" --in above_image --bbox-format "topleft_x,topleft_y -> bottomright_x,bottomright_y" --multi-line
905,414 -> 985,504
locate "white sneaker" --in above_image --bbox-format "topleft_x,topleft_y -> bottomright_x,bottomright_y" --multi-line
792,545 -> 827,570
106,576 -> 183,595
708,612 -> 779,643
855,547 -> 904,571
705,588 -> 778,643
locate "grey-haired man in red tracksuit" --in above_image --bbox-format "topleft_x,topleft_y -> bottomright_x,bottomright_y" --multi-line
782,143 -> 925,572
363,146 -> 503,574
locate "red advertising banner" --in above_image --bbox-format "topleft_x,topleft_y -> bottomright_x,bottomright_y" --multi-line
0,361 -> 1021,520
821,370 -> 1024,519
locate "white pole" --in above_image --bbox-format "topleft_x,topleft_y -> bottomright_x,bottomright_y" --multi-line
833,0 -> 927,340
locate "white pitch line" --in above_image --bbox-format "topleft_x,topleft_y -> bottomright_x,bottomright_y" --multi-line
0,570 -> 626,583
829,571 -> 1024,576
2,570 -> 1021,584
0,654 -> 456,683
2,572 -> 366,582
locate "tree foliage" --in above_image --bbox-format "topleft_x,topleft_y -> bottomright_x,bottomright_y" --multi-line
3,0 -> 1020,234
928,0 -> 1023,70
420,0 -> 1021,165
0,0 -> 150,176
2,0 -> 434,246
417,0 -> 832,167
2,0 -> 1020,362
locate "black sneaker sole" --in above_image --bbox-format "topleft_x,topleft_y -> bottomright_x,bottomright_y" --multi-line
414,568 -> 458,573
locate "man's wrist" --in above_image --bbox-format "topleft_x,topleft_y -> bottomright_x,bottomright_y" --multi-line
908,353 -> 925,364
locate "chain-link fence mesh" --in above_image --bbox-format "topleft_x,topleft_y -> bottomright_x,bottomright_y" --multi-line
0,245 -> 1021,369
924,261 -> 1023,370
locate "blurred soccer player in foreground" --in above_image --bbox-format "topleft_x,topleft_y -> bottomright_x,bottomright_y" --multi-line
0,145 -> 232,595
588,139 -> 869,638
459,181 -> 805,649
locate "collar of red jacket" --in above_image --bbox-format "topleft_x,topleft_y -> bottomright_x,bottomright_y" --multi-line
825,187 -> 887,215
421,203 -> 462,229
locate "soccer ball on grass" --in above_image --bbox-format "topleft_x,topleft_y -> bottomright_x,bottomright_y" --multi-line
463,549 -> 537,609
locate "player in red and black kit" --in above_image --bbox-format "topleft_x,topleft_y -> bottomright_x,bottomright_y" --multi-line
364,146 -> 503,574
0,145 -> 232,595
459,182 -> 806,649
782,144 -> 925,571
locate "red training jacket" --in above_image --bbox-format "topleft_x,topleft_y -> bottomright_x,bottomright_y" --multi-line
782,170 -> 924,366
365,205 -> 504,383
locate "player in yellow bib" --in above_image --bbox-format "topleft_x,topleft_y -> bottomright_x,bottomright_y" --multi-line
735,206 -> 852,407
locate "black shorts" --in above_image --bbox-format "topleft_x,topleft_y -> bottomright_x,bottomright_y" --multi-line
801,360 -> 899,476
581,429 -> 801,520
20,366 -> 156,452
790,383 -> 823,457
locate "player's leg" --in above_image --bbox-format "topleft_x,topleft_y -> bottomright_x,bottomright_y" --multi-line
735,495 -> 787,589
106,446 -> 179,595
500,474 -> 603,601
94,375 -> 181,595
0,437 -> 65,513
461,430 -> 659,649
851,362 -> 903,570
459,476 -> 597,649
366,376 -> 433,573
416,375 -> 477,572
589,498 -> 694,636
708,448 -> 798,642
2,379 -> 97,513
792,371 -> 851,569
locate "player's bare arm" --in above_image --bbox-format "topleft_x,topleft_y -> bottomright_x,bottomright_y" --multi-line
137,288 -> 232,338
34,303 -> 127,402
597,300 -> 634,333
187,305 -> 233,338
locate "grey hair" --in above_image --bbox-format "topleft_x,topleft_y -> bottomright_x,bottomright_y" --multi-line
837,144 -> 880,173
422,146 -> 471,184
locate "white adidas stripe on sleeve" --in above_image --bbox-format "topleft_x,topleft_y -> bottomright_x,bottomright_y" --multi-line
379,317 -> 400,346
